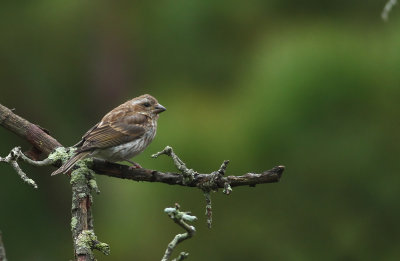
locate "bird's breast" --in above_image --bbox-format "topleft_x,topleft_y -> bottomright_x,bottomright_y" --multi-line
93,126 -> 157,162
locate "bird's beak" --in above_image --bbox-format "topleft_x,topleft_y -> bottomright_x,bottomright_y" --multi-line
154,103 -> 166,114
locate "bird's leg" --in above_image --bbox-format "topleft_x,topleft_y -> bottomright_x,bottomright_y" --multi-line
125,159 -> 142,169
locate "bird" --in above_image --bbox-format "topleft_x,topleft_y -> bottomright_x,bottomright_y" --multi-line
52,94 -> 166,175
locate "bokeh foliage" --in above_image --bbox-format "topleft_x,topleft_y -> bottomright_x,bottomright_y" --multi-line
1,1 -> 400,260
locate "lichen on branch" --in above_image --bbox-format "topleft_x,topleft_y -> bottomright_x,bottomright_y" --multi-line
75,230 -> 110,257
70,160 -> 106,261
153,147 -> 236,228
0,146 -> 54,188
0,146 -> 75,189
152,146 -> 197,185
162,204 -> 196,261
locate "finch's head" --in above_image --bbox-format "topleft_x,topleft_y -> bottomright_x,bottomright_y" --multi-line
130,94 -> 166,117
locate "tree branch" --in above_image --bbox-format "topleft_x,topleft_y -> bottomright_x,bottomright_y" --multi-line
0,103 -> 284,188
162,204 -> 196,261
0,104 -> 61,158
0,102 -> 284,258
0,105 -> 108,260
0,147 -> 39,188
92,157 -> 284,187
70,162 -> 109,261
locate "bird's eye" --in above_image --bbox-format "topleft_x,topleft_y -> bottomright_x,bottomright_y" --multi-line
143,102 -> 151,107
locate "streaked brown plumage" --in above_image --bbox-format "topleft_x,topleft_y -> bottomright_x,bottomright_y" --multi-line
52,94 -> 166,175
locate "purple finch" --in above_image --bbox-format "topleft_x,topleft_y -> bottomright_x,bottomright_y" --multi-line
52,94 -> 166,175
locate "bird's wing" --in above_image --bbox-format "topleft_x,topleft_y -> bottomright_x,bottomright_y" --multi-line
73,123 -> 99,148
77,113 -> 148,152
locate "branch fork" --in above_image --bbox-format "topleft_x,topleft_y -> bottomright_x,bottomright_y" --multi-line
152,146 -> 197,185
153,147 -> 236,228
0,146 -> 54,188
162,203 -> 196,261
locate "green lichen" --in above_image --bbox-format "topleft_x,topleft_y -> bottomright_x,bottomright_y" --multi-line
75,230 -> 94,255
69,158 -> 100,195
88,179 -> 97,188
182,169 -> 195,185
48,147 -> 75,163
75,230 -> 110,256
89,179 -> 100,194
222,182 -> 232,195
71,217 -> 78,230
75,157 -> 94,170
67,150 -> 106,259
94,242 -> 111,256
70,170 -> 86,185
71,200 -> 77,210
78,193 -> 87,199
69,159 -> 95,181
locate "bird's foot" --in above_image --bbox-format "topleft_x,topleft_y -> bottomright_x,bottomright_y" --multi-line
125,159 -> 142,169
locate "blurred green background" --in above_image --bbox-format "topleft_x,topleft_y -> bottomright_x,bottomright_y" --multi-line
1,0 -> 400,260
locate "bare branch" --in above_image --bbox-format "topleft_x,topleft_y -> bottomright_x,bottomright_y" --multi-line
162,204 -> 196,261
0,104 -> 61,157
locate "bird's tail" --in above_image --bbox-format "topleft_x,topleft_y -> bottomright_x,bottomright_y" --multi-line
51,151 -> 91,176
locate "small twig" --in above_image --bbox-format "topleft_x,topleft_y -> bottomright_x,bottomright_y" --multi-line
0,231 -> 7,261
203,192 -> 212,228
17,148 -> 54,167
216,160 -> 233,194
197,160 -> 232,227
172,252 -> 189,261
162,204 -> 196,261
0,146 -> 55,188
382,0 -> 397,21
217,160 -> 229,175
0,147 -> 48,188
152,146 -> 197,185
